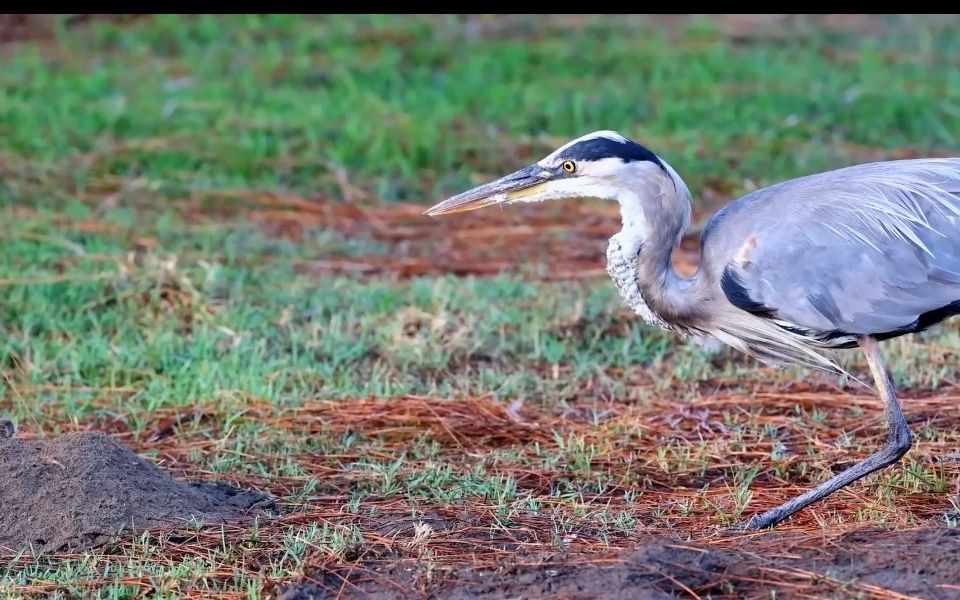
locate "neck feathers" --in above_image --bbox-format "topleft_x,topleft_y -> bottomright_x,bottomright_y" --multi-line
606,159 -> 699,331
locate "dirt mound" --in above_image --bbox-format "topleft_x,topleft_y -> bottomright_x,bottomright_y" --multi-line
0,431 -> 277,553
456,529 -> 960,600
278,527 -> 960,599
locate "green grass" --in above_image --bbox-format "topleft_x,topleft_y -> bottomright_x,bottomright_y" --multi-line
1,241 -> 685,421
2,14 -> 960,599
3,15 -> 960,204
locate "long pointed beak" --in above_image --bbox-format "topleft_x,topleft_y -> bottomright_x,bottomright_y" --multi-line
424,165 -> 548,216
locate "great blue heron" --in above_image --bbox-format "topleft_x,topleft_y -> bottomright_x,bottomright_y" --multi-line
425,130 -> 960,530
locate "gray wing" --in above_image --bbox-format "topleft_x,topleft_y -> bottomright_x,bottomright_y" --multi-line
703,158 -> 960,342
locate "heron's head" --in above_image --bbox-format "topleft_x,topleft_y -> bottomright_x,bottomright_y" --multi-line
425,130 -> 684,217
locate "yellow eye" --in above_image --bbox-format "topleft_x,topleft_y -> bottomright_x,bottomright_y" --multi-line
561,160 -> 577,174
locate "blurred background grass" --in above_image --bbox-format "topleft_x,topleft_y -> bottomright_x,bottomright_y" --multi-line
2,14 -> 960,599
3,13 -> 960,424
3,14 -> 959,204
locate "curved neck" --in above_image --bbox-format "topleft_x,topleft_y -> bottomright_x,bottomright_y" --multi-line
607,162 -> 706,328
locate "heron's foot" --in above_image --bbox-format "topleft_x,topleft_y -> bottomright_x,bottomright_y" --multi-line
722,521 -> 751,534
0,419 -> 14,440
725,509 -> 786,533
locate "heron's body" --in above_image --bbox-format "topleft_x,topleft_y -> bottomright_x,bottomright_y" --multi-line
426,130 -> 960,530
703,159 -> 960,349
608,156 -> 960,372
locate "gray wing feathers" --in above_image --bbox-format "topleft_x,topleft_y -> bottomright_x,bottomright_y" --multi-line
711,158 -> 960,338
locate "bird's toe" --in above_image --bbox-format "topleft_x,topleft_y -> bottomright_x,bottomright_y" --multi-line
725,512 -> 779,533
723,514 -> 764,534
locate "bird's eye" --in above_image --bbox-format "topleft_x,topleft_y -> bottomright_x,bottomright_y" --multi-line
561,160 -> 577,174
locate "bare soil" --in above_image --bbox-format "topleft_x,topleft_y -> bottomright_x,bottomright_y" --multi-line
0,14 -> 143,43
0,431 -> 278,553
278,527 -> 960,599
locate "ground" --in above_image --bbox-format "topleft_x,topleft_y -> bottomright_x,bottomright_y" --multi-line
1,14 -> 960,600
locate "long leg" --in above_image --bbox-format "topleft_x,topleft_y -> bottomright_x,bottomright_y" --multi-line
741,336 -> 913,530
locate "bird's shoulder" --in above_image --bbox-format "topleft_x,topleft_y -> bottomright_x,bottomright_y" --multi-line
700,157 -> 960,264
701,158 -> 960,337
